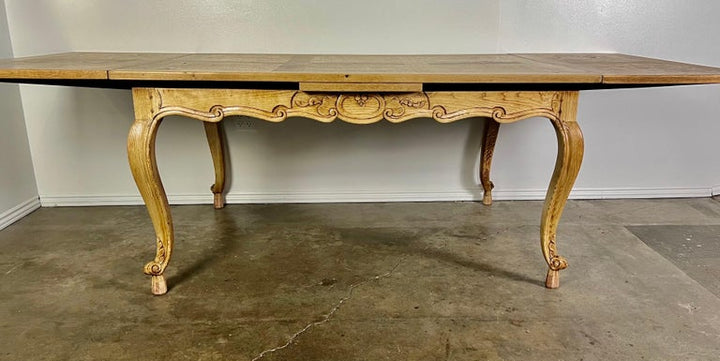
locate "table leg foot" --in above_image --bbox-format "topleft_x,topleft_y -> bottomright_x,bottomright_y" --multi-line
151,275 -> 168,295
480,119 -> 499,206
482,191 -> 493,206
213,193 -> 225,209
545,269 -> 560,289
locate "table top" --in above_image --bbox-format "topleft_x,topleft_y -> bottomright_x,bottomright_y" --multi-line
0,52 -> 719,91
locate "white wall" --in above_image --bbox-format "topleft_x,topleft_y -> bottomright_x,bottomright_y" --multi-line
496,0 -> 720,197
3,0 -> 720,206
0,0 -> 38,229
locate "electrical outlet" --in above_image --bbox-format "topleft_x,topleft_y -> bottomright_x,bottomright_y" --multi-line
231,118 -> 256,132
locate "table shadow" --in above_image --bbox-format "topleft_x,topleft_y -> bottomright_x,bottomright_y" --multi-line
167,208 -> 242,291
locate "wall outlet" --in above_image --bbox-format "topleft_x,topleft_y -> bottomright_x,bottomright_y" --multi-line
231,118 -> 256,132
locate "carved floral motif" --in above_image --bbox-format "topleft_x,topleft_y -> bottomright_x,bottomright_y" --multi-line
354,94 -> 369,106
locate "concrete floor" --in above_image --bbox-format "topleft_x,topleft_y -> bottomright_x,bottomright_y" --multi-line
2,199 -> 720,360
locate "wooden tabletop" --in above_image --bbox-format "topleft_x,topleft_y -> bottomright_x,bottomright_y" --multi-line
0,52 -> 719,90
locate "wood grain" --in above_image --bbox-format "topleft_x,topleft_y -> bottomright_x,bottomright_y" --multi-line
1,52 -> 719,86
109,53 -> 600,83
0,52 -> 184,79
516,53 -> 720,84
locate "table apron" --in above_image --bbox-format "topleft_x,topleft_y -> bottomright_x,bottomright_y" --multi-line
133,88 -> 572,125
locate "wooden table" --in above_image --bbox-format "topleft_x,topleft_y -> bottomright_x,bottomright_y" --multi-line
2,52 -> 720,295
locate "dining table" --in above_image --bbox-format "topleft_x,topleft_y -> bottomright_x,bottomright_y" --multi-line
1,52 -> 719,295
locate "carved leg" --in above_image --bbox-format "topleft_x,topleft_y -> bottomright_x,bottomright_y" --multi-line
203,121 -> 227,209
541,92 -> 584,289
480,118 -> 500,205
128,88 -> 173,295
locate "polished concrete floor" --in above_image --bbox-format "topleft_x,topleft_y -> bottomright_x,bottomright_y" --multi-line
2,199 -> 720,360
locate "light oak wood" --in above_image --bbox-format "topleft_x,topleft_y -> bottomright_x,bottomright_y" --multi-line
108,53 -> 601,84
128,87 -> 586,293
545,268 -> 560,289
2,52 -> 720,86
151,275 -> 167,296
203,122 -> 227,209
540,91 -> 583,289
143,88 -> 565,125
300,82 -> 422,92
0,52 -> 184,79
128,88 -> 174,296
480,119 -> 500,205
516,53 -> 720,84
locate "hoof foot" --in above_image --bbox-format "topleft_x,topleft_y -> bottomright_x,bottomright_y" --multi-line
151,275 -> 168,295
482,191 -> 493,206
213,193 -> 225,209
545,269 -> 560,289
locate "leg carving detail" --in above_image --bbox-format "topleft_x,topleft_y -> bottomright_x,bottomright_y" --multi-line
203,121 -> 227,209
541,92 -> 583,289
480,119 -> 500,205
128,88 -> 173,295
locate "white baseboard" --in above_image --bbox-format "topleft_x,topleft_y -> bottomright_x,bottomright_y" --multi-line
712,185 -> 720,197
39,186 -> 715,207
0,197 -> 41,230
566,187 -> 712,200
40,194 -> 209,207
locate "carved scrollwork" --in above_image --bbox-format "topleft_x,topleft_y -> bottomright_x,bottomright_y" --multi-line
150,89 -> 565,126
428,92 -> 563,124
287,92 -> 432,124
290,93 -> 338,121
143,237 -> 167,276
384,93 -> 431,122
154,104 -> 290,123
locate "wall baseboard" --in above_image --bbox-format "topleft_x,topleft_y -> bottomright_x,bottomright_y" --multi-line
711,185 -> 720,197
0,197 -> 41,230
39,186 -> 714,207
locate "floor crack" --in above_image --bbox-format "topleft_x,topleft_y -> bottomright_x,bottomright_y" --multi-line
4,262 -> 21,275
250,257 -> 406,361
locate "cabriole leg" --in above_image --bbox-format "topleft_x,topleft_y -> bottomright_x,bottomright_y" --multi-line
128,88 -> 173,295
541,92 -> 584,289
480,118 -> 500,205
203,121 -> 227,209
